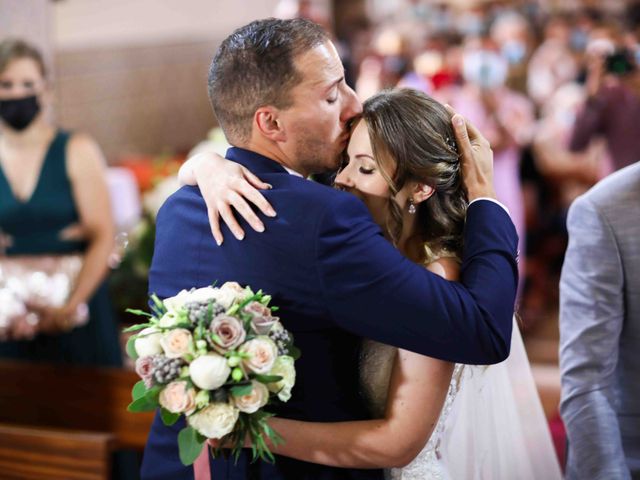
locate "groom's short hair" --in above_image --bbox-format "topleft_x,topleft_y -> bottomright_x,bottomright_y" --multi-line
208,18 -> 328,144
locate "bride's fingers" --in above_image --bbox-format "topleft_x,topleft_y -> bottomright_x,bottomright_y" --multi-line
242,166 -> 272,191
218,202 -> 246,241
227,191 -> 265,233
208,206 -> 224,246
237,181 -> 276,218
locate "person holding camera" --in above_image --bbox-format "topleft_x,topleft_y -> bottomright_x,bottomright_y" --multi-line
569,37 -> 640,171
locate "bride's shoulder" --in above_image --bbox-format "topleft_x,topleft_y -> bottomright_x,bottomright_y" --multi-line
425,257 -> 460,281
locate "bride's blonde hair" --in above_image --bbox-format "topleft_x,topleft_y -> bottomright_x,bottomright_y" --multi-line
360,88 -> 468,263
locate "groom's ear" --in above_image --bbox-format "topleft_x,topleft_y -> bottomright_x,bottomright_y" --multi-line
413,183 -> 435,204
254,107 -> 287,142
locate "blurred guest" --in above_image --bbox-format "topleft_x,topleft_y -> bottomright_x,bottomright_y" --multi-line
356,27 -> 410,100
490,11 -> 534,94
527,14 -> 579,107
0,38 -> 121,367
560,161 -> 640,480
569,39 -> 640,170
441,36 -> 534,288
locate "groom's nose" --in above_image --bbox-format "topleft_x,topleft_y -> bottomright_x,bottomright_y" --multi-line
340,86 -> 362,125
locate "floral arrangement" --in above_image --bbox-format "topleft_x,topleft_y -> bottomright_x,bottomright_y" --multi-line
125,281 -> 298,465
0,256 -> 88,340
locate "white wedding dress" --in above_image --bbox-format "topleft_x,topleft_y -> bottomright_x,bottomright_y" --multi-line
360,318 -> 563,480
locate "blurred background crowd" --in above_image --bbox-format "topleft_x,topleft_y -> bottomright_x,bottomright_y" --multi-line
2,0 -> 640,477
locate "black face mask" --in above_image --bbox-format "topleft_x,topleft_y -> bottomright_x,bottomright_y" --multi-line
0,95 -> 41,131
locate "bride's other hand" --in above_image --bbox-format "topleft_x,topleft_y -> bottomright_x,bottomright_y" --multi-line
179,153 -> 276,245
444,105 -> 497,201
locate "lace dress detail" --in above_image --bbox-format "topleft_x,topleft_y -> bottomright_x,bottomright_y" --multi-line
360,339 -> 464,480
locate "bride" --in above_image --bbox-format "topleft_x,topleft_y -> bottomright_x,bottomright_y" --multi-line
180,88 -> 562,479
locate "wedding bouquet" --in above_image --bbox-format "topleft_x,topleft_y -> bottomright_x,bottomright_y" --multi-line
0,255 -> 88,340
125,282 -> 298,465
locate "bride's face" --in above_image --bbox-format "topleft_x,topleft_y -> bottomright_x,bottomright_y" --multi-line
335,120 -> 412,231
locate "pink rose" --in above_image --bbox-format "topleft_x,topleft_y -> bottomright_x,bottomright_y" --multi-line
209,315 -> 246,353
233,380 -> 269,414
239,337 -> 278,374
160,328 -> 193,359
159,380 -> 196,414
243,301 -> 278,335
135,355 -> 155,388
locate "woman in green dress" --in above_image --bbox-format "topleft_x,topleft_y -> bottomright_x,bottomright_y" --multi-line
0,38 -> 121,367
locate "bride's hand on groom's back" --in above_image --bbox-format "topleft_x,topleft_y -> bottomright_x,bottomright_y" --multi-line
179,152 -> 276,245
444,105 -> 497,202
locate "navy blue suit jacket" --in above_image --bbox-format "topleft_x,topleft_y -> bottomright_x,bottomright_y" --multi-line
141,147 -> 518,479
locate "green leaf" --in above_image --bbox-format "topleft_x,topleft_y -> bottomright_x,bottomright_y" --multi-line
126,334 -> 139,360
144,385 -> 162,403
177,426 -> 205,466
132,380 -> 147,401
288,345 -> 301,361
122,322 -> 152,333
124,309 -> 154,318
127,396 -> 158,412
160,408 -> 181,426
230,383 -> 254,397
253,374 -> 282,383
150,293 -> 167,315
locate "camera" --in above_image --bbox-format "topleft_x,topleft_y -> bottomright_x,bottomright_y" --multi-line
605,49 -> 637,76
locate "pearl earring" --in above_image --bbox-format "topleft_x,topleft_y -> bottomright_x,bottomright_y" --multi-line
408,199 -> 417,215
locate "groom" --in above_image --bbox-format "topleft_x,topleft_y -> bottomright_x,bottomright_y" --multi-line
142,18 -> 518,479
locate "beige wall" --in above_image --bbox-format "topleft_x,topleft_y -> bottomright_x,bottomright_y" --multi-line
0,0 -> 52,69
53,0 -> 280,50
49,0 -> 279,163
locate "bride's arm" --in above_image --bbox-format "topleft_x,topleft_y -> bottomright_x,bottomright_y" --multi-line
250,259 -> 457,469
266,352 -> 453,469
179,153 -> 275,245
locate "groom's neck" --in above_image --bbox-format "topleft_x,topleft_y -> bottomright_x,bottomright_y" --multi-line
239,139 -> 310,178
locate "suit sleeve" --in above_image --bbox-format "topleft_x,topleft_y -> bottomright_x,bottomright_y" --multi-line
559,196 -> 630,480
315,194 -> 519,364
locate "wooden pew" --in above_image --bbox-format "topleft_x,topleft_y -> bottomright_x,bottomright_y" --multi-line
0,360 -> 154,479
0,423 -> 114,480
0,360 -> 153,450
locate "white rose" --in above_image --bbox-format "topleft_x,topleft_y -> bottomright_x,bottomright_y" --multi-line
160,328 -> 193,359
189,354 -> 231,390
187,287 -> 219,305
233,381 -> 269,414
158,311 -> 181,328
134,327 -> 163,357
268,356 -> 296,402
163,289 -> 192,311
187,402 -> 239,439
239,337 -> 278,374
211,282 -> 247,309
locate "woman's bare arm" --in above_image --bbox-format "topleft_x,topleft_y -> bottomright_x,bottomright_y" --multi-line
179,152 -> 274,244
243,259 -> 457,469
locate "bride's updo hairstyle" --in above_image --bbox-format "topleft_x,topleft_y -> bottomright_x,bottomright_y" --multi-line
361,88 -> 468,261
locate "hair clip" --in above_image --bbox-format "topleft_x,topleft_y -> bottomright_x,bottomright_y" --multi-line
445,136 -> 458,153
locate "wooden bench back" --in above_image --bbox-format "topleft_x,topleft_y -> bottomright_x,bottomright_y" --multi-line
0,423 -> 114,480
0,360 -> 153,450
